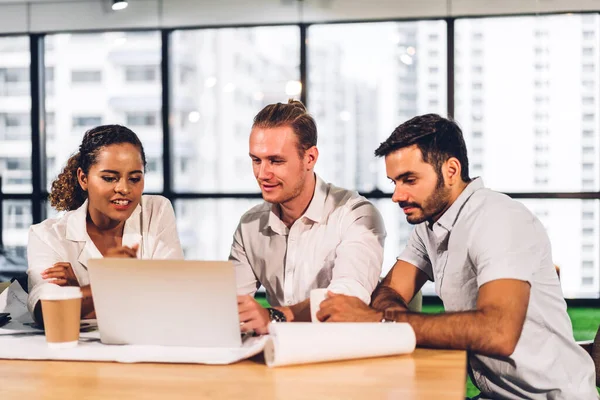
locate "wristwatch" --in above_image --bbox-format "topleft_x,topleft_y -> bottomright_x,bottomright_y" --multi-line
381,309 -> 398,323
267,307 -> 287,323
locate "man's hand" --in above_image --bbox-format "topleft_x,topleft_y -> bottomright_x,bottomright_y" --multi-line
105,244 -> 139,258
237,295 -> 271,335
317,292 -> 383,322
41,262 -> 79,286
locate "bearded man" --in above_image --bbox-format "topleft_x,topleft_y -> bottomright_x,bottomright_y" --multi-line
317,113 -> 597,400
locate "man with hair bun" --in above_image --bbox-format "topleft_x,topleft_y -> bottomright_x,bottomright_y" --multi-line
231,99 -> 386,334
27,124 -> 183,324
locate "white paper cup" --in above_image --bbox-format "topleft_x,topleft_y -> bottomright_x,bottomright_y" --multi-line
310,288 -> 329,323
40,286 -> 82,348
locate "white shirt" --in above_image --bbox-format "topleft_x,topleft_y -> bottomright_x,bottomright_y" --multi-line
399,178 -> 597,399
27,195 -> 184,317
229,175 -> 386,306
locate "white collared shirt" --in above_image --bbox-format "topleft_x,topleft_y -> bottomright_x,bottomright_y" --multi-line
27,195 -> 184,316
399,178 -> 597,399
229,175 -> 386,306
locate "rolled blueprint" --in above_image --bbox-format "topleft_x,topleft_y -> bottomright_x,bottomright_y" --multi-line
264,322 -> 416,367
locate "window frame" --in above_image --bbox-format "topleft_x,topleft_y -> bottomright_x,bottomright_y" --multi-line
0,14 -> 598,305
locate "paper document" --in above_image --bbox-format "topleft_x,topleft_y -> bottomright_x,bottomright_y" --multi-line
0,332 -> 268,365
264,322 -> 416,367
0,280 -> 40,335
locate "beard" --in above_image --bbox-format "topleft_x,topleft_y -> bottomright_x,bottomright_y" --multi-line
261,169 -> 307,206
399,176 -> 451,225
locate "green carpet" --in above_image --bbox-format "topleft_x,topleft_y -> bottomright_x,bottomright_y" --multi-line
257,295 -> 599,397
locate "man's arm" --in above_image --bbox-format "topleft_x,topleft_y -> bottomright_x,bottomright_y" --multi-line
326,200 -> 386,304
319,278 -> 530,358
238,296 -> 310,335
389,279 -> 530,357
371,260 -> 429,311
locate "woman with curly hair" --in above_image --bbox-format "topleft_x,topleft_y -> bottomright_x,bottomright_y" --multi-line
27,125 -> 183,324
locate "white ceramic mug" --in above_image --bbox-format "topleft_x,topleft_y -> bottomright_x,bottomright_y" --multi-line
310,288 -> 329,323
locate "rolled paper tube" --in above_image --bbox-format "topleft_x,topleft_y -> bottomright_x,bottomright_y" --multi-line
265,322 -> 416,367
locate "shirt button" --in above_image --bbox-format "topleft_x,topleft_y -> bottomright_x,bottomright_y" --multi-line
286,301 -> 292,305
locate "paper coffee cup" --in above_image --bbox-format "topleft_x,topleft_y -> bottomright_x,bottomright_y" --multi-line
40,286 -> 82,349
310,288 -> 329,323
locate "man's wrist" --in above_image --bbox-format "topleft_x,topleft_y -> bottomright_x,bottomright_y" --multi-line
382,308 -> 408,322
267,307 -> 287,323
273,306 -> 294,322
372,287 -> 409,311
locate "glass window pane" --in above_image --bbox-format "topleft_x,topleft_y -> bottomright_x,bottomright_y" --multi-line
1,200 -> 30,277
175,199 -> 263,259
518,199 -> 599,299
455,15 -> 600,192
0,36 -> 31,193
45,32 -> 163,193
308,21 -> 448,192
171,27 -> 301,193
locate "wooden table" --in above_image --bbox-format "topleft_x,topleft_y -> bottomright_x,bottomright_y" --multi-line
0,348 -> 466,399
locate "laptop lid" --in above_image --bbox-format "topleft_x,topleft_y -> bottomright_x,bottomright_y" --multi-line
87,259 -> 241,348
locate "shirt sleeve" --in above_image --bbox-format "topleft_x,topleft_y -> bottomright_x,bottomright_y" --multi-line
327,200 -> 386,304
228,222 -> 260,297
470,204 -> 541,287
26,226 -> 62,320
397,227 -> 433,281
150,198 -> 184,260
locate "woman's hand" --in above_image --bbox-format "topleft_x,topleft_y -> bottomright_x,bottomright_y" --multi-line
41,262 -> 79,286
105,243 -> 139,258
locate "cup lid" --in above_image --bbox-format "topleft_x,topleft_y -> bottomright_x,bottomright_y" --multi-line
39,285 -> 82,300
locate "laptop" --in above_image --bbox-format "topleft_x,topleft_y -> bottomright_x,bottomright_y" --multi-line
87,259 -> 242,348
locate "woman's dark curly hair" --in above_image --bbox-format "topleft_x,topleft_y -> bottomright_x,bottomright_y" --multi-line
49,125 -> 147,211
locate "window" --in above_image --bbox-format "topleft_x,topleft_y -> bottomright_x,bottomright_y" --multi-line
456,14 -> 600,193
5,158 -> 28,171
582,163 -> 594,171
146,158 -> 159,173
125,65 -> 158,82
0,37 -> 31,193
45,32 -> 163,192
582,277 -> 595,286
174,199 -> 263,259
126,112 -> 157,127
308,21 -> 447,192
72,116 -> 102,128
171,26 -> 299,193
5,201 -> 32,230
71,70 -> 102,83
